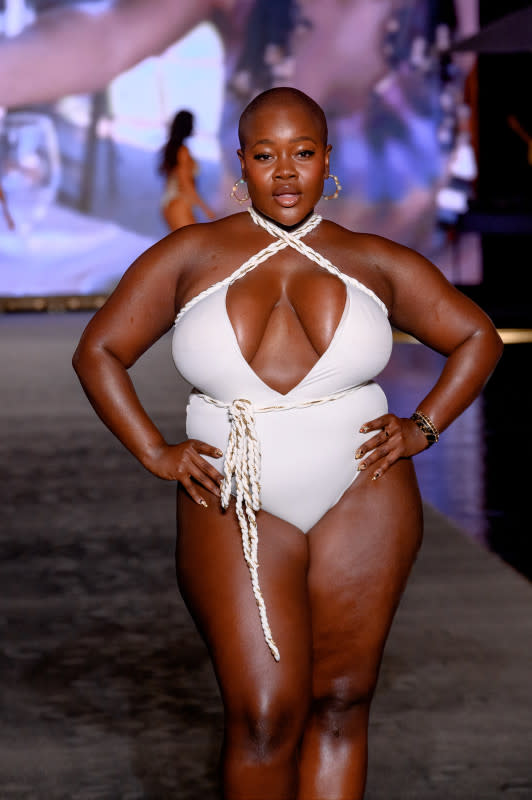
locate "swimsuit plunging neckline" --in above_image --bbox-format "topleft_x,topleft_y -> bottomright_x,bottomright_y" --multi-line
174,206 -> 388,398
223,283 -> 350,397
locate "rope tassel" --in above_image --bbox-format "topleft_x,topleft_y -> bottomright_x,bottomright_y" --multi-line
221,399 -> 280,662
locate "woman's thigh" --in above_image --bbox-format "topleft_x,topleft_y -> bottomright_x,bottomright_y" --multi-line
306,459 -> 423,694
176,487 -> 313,709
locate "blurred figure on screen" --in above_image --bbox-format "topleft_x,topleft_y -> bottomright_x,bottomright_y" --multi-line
0,0 -> 477,260
0,181 -> 15,230
159,109 -> 215,230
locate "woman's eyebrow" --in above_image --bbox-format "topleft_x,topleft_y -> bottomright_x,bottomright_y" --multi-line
251,136 -> 317,146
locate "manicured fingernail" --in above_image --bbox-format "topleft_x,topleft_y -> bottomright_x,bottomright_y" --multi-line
360,425 -> 369,433
357,462 -> 367,471
215,449 -> 223,457
372,471 -> 380,481
355,449 -> 363,459
199,499 -> 208,507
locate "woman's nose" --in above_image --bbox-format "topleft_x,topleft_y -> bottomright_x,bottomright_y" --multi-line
275,156 -> 296,178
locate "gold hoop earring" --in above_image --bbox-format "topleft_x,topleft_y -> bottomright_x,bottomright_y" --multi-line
322,174 -> 342,200
230,177 -> 250,203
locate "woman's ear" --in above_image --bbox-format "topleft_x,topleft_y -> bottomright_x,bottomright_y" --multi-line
324,143 -> 332,177
237,148 -> 246,177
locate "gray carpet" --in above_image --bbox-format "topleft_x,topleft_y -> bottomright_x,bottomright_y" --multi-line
1,313 -> 531,799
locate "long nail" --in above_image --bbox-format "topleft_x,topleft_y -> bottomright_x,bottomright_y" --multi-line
360,425 -> 369,433
372,471 -> 380,481
357,462 -> 367,471
355,449 -> 363,459
198,499 -> 208,507
215,449 -> 223,457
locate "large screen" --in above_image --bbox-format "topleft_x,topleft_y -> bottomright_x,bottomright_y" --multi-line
0,0 -> 481,304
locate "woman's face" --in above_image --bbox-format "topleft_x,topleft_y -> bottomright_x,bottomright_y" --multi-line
237,102 -> 331,226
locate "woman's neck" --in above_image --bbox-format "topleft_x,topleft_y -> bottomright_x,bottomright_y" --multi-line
250,206 -> 316,232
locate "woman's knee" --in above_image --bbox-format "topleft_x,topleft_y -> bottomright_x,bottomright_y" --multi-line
226,690 -> 309,759
311,673 -> 379,734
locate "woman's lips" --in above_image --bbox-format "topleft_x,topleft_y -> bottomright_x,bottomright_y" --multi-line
273,193 -> 300,207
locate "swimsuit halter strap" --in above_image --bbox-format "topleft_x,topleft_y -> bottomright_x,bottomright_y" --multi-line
174,208 -> 322,324
175,206 -> 388,324
249,207 -> 389,315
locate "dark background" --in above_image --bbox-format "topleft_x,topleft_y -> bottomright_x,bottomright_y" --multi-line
460,0 -> 532,326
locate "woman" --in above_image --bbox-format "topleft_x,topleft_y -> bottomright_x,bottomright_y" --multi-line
73,88 -> 502,800
159,109 -> 215,230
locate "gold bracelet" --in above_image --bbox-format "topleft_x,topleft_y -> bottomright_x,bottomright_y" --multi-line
410,411 -> 440,447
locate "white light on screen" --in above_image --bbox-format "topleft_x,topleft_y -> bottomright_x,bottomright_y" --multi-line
107,22 -> 224,161
1,0 -> 35,36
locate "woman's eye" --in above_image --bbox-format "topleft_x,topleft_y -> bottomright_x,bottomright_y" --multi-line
297,150 -> 315,158
253,153 -> 272,161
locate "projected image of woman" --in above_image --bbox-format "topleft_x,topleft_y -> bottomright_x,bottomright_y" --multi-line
0,0 -> 477,262
159,109 -> 216,230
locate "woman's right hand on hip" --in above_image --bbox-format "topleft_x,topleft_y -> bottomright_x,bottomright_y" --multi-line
144,440 -> 224,504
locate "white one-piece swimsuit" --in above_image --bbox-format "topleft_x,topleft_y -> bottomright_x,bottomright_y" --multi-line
172,207 -> 393,659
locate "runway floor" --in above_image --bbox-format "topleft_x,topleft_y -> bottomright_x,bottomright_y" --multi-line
1,311 -> 531,799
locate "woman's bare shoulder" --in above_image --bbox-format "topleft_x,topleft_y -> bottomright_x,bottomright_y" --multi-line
318,219 -> 438,278
319,219 -> 404,258
135,212 -> 252,276
315,219 -> 443,314
158,212 -> 247,250
171,213 -> 258,301
117,216 -> 238,281
87,212 -> 249,310
178,211 -> 250,246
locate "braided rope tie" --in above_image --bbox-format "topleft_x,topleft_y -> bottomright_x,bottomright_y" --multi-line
196,386 -> 363,661
219,398 -> 278,660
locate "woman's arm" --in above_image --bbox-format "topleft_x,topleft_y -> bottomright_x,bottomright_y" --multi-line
72,227 -> 223,504
386,243 -> 503,433
0,0 -> 222,107
354,236 -> 503,478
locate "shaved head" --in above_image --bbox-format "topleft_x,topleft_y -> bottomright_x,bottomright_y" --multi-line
238,87 -> 328,149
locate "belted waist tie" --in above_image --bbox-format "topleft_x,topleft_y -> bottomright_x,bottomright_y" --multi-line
194,385 -> 366,661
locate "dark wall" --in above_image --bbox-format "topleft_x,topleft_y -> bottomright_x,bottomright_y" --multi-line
478,1 -> 532,211
469,1 -> 532,325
